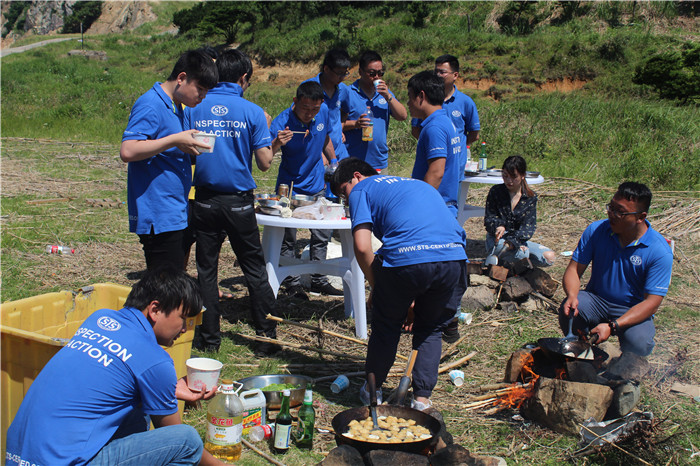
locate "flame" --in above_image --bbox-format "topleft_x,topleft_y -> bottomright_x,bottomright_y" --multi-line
519,351 -> 538,383
494,352 -> 539,410
555,367 -> 567,380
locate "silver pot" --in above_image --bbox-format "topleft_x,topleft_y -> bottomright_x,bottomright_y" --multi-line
290,194 -> 319,208
237,374 -> 312,409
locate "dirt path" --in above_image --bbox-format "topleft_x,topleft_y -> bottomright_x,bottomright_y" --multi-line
0,37 -> 74,57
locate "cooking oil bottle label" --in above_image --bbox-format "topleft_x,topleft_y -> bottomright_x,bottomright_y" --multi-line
273,423 -> 292,449
206,415 -> 242,446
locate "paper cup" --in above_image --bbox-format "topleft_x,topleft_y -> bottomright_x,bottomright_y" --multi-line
449,370 -> 465,387
330,375 -> 350,394
458,312 -> 473,325
194,132 -> 216,153
373,79 -> 381,88
186,357 -> 223,391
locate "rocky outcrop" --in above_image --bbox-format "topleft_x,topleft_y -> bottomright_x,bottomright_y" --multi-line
87,1 -> 156,35
23,1 -> 75,35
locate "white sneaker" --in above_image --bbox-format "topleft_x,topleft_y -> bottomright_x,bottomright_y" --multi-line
359,381 -> 383,405
411,398 -> 433,411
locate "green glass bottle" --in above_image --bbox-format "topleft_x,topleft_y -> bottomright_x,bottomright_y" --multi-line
293,384 -> 315,449
479,141 -> 488,171
272,389 -> 292,454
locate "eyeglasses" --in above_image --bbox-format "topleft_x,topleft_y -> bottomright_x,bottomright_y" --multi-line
364,69 -> 385,78
434,69 -> 454,76
331,68 -> 350,77
605,203 -> 642,218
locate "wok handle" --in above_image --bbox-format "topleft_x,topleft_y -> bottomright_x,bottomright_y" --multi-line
588,333 -> 599,345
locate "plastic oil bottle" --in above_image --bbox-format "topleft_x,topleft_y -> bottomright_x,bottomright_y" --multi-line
205,379 -> 243,462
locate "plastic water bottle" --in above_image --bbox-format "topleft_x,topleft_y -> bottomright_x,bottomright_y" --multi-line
248,424 -> 273,442
361,106 -> 374,142
205,379 -> 244,462
46,245 -> 75,254
479,141 -> 488,171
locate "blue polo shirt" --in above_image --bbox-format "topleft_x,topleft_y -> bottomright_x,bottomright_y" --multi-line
183,82 -> 271,193
303,74 -> 349,161
349,176 -> 467,267
5,307 -> 178,466
270,103 -> 331,195
412,86 -> 480,178
340,80 -> 397,170
411,109 -> 461,217
573,219 -> 673,308
122,82 -> 191,234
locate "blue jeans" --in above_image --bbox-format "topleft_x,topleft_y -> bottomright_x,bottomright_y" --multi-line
485,235 -> 553,267
557,290 -> 655,356
91,411 -> 203,465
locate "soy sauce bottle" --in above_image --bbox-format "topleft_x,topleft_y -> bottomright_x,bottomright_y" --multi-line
272,389 -> 292,454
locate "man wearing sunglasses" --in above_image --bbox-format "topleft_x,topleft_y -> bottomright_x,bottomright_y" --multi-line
559,182 -> 673,356
341,50 -> 407,172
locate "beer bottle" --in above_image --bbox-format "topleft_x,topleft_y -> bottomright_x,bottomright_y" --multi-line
293,384 -> 315,449
273,389 -> 292,454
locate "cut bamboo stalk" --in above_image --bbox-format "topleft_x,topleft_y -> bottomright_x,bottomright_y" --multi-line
236,333 -> 365,360
437,351 -> 477,374
242,438 -> 286,466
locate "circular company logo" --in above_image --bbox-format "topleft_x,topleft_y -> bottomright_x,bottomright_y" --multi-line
378,98 -> 387,105
97,316 -> 121,331
316,123 -> 325,132
630,255 -> 642,266
336,100 -> 341,108
211,105 -> 228,116
452,110 -> 462,118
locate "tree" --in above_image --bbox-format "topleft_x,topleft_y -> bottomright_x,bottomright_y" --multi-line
633,44 -> 700,103
62,1 -> 103,34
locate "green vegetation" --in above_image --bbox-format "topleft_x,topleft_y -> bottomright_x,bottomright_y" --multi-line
61,1 -> 103,34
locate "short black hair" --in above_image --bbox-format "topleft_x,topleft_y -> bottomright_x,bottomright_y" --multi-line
407,70 -> 445,106
328,157 -> 378,197
358,50 -> 383,70
435,54 -> 460,73
296,81 -> 324,101
616,182 -> 652,213
217,49 -> 253,84
124,266 -> 203,318
322,48 -> 351,71
167,49 -> 218,89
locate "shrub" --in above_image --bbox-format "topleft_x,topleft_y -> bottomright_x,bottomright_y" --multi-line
633,44 -> 700,103
62,1 -> 103,34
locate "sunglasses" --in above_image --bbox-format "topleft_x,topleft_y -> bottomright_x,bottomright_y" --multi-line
364,69 -> 385,78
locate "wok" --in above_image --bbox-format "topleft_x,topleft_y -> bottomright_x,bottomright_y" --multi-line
538,337 -> 608,368
331,404 -> 441,456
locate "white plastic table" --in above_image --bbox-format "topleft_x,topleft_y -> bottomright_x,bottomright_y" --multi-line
255,214 -> 368,339
456,174 -> 545,226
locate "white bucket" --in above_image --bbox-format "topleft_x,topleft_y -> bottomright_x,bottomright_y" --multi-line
185,357 -> 223,391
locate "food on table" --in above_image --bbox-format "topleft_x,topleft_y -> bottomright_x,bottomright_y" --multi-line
261,382 -> 300,392
342,415 -> 431,443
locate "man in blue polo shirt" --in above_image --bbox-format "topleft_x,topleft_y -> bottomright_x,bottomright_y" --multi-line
411,55 -> 480,179
408,70 -> 462,219
121,50 -> 218,271
183,49 -> 280,356
560,182 -> 673,356
270,81 -> 341,297
5,267 -> 226,466
303,48 -> 351,162
340,50 -> 407,172
329,158 -> 468,411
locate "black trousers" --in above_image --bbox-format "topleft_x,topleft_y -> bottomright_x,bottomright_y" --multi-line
138,227 -> 187,272
366,258 -> 468,398
192,189 -> 278,348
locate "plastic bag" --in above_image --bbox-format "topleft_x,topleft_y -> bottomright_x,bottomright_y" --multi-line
292,199 -> 325,220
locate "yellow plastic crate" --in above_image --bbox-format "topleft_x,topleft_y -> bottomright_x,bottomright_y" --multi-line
1,283 -> 202,454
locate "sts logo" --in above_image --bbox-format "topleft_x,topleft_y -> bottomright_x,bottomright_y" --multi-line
630,255 -> 642,266
316,123 -> 325,132
452,110 -> 462,118
97,316 -> 121,331
211,105 -> 228,116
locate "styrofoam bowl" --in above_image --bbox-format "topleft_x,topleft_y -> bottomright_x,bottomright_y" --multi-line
186,357 -> 223,391
322,203 -> 345,220
194,132 -> 216,153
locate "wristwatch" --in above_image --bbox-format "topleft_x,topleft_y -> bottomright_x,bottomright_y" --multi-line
386,96 -> 393,103
608,320 -> 620,336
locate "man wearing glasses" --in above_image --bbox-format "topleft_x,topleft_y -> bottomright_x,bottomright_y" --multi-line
411,55 -> 480,180
341,50 -> 407,172
560,182 -> 673,356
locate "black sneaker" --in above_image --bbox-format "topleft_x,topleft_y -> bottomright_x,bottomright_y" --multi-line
254,341 -> 282,357
309,282 -> 344,296
442,320 -> 460,344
